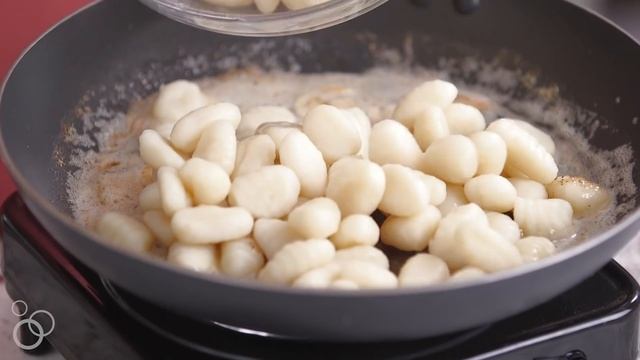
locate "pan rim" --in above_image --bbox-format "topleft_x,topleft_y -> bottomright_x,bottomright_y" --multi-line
0,0 -> 639,298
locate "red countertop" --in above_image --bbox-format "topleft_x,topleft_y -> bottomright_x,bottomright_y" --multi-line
0,0 -> 88,204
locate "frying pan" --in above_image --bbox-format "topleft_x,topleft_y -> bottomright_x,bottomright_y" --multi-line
1,0 -> 640,342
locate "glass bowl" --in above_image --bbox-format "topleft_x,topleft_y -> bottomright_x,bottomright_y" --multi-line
138,0 -> 388,36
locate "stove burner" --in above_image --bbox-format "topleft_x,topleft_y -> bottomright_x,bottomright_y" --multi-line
1,194 -> 639,359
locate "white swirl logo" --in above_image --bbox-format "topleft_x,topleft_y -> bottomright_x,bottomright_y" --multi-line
11,300 -> 55,350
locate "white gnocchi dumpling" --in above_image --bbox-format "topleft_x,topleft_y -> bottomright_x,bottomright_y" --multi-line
97,212 -> 154,253
229,165 -> 301,218
487,119 -> 558,184
170,102 -> 241,153
143,210 -> 175,246
334,246 -> 389,269
513,198 -> 574,239
469,131 -> 507,175
450,267 -> 486,282
464,174 -> 517,213
381,206 -> 441,252
258,239 -> 336,284
157,167 -> 192,216
279,131 -> 327,198
167,243 -> 218,273
379,164 -> 431,217
393,80 -> 458,129
420,135 -> 478,184
237,106 -> 297,140
546,176 -> 611,217
343,108 -> 372,159
325,157 -> 386,216
192,120 -> 238,174
512,119 -> 555,155
417,172 -> 447,206
486,212 -> 521,243
337,260 -> 398,289
303,104 -> 361,165
454,221 -> 523,272
330,279 -> 360,290
292,263 -> 341,289
260,124 -> 300,151
233,134 -> 276,179
171,205 -> 254,244
429,203 -> 488,270
139,182 -> 162,211
413,105 -> 450,150
443,103 -> 486,135
152,80 -> 208,124
220,238 -> 265,278
253,218 -> 301,259
437,184 -> 468,216
509,177 -> 548,199
369,119 -> 422,169
179,158 -> 230,205
399,253 -> 450,287
288,197 -> 341,239
515,236 -> 556,263
139,130 -> 186,169
329,214 -> 380,249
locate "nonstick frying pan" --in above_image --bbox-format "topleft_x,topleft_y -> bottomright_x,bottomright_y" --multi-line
1,0 -> 640,341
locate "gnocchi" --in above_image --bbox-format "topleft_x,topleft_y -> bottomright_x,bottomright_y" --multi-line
139,129 -> 186,169
369,119 -> 422,169
487,119 -> 558,184
279,131 -> 327,198
469,131 -> 506,175
258,239 -> 336,284
179,158 -> 230,205
420,135 -> 478,184
167,243 -> 218,273
513,198 -> 574,239
393,80 -> 458,129
233,134 -> 276,179
399,254 -> 450,287
220,238 -> 266,278
303,104 -> 361,165
381,206 -> 441,252
253,218 -> 301,259
515,236 -> 556,263
228,165 -> 301,218
97,212 -> 154,253
413,105 -> 449,150
288,197 -> 341,239
95,76 -> 611,290
171,205 -> 254,244
325,157 -> 386,216
236,106 -> 296,140
152,80 -> 208,124
379,164 -> 431,217
171,103 -> 241,153
192,120 -> 238,174
546,176 -> 611,216
463,175 -> 517,213
443,103 -> 486,135
509,177 -> 548,199
330,214 -> 380,249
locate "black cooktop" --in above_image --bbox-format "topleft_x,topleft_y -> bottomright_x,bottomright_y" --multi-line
1,194 -> 639,359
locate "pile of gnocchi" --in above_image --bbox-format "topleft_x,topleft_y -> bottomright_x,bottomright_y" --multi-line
202,0 -> 329,15
97,78 -> 611,290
